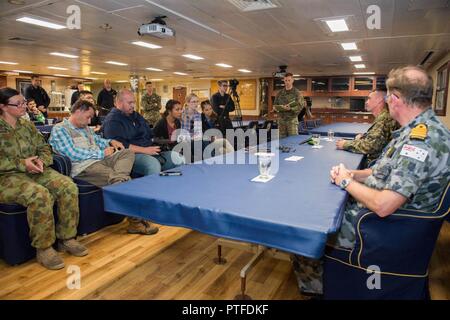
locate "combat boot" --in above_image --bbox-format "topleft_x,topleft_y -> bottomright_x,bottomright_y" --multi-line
57,238 -> 89,257
127,219 -> 159,235
36,247 -> 65,270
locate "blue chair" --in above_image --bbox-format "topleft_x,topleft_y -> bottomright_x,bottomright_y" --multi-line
298,121 -> 309,135
0,154 -> 124,265
305,119 -> 316,129
323,183 -> 450,300
314,119 -> 322,127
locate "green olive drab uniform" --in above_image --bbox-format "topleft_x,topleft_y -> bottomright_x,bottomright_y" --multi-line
0,118 -> 79,249
273,87 -> 308,138
343,109 -> 399,167
141,92 -> 162,127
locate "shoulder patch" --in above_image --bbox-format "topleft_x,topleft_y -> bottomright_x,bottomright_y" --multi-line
410,123 -> 427,141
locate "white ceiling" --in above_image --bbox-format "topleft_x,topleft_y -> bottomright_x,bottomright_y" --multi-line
0,0 -> 449,82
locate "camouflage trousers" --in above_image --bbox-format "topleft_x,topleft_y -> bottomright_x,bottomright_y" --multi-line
291,199 -> 361,295
278,118 -> 299,139
143,112 -> 161,128
0,168 -> 79,249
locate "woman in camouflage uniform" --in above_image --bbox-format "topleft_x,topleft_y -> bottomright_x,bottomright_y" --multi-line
0,87 -> 87,270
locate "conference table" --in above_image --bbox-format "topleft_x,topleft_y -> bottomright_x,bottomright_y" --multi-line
103,135 -> 364,259
310,122 -> 372,138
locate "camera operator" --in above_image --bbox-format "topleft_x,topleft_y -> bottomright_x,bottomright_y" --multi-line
211,80 -> 235,133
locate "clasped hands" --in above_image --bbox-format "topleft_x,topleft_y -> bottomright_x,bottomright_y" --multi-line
330,163 -> 354,186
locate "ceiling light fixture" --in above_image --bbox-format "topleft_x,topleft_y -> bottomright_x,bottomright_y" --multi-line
173,72 -> 188,75
354,64 -> 366,69
341,42 -> 358,50
146,67 -> 163,71
0,61 -> 18,65
50,52 -> 78,59
325,19 -> 349,32
215,63 -> 232,68
16,17 -> 66,30
349,56 -> 362,62
132,41 -> 162,49
238,69 -> 252,73
48,66 -> 68,70
91,71 -> 107,75
182,54 -> 204,60
106,61 -> 128,66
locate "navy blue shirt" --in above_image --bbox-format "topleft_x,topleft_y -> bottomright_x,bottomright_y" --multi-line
102,107 -> 153,148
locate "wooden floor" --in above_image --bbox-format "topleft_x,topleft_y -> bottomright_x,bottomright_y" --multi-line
0,221 -> 449,300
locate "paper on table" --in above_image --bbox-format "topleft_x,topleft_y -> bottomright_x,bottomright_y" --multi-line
285,156 -> 304,162
311,145 -> 324,149
251,175 -> 275,183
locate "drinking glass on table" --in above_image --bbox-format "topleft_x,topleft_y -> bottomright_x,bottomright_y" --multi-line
327,130 -> 334,141
255,152 -> 274,178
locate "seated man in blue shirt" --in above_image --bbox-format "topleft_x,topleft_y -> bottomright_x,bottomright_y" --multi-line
102,89 -> 184,177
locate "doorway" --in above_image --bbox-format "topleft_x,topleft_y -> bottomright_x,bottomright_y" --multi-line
173,86 -> 187,106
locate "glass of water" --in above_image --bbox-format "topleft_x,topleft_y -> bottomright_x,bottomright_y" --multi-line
327,130 -> 334,141
312,134 -> 321,146
255,153 -> 274,178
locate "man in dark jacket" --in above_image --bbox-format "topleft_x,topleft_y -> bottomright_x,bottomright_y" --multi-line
211,80 -> 235,132
102,89 -> 184,177
24,75 -> 50,118
97,79 -> 117,115
70,82 -> 84,106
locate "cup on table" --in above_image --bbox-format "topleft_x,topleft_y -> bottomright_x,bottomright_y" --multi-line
47,118 -> 54,125
255,152 -> 275,178
312,134 -> 321,146
327,130 -> 334,141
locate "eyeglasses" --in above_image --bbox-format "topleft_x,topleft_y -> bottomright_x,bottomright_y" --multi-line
190,100 -> 199,103
384,93 -> 399,103
7,101 -> 27,107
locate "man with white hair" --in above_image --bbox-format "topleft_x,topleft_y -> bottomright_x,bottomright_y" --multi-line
292,66 -> 450,297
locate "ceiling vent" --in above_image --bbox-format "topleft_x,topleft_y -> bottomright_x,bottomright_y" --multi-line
8,37 -> 35,42
227,0 -> 280,12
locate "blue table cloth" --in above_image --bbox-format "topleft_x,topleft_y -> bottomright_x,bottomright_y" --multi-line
103,135 -> 363,258
310,123 -> 372,138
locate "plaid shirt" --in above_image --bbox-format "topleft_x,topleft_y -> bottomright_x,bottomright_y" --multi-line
49,119 -> 111,162
180,108 -> 202,139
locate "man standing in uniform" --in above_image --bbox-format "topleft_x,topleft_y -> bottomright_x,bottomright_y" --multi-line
97,79 -> 117,116
335,89 -> 398,167
24,75 -> 50,118
141,81 -> 161,127
273,73 -> 310,138
292,65 -> 450,297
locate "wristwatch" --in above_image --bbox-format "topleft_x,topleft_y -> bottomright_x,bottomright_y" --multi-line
339,178 -> 352,190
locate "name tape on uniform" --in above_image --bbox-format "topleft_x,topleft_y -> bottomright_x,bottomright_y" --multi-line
400,144 -> 428,162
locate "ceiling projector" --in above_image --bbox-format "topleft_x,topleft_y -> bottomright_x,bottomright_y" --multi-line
138,16 -> 175,39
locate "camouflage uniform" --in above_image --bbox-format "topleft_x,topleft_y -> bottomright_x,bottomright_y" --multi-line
343,108 -> 399,167
273,88 -> 306,138
0,118 -> 79,249
293,108 -> 450,294
141,92 -> 162,127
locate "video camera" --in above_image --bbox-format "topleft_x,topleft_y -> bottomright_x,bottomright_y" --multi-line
229,79 -> 239,92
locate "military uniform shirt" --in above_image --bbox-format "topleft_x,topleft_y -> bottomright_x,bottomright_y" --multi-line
141,92 -> 162,126
0,118 -> 52,175
273,87 -> 307,120
363,108 -> 449,211
343,108 -> 399,165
